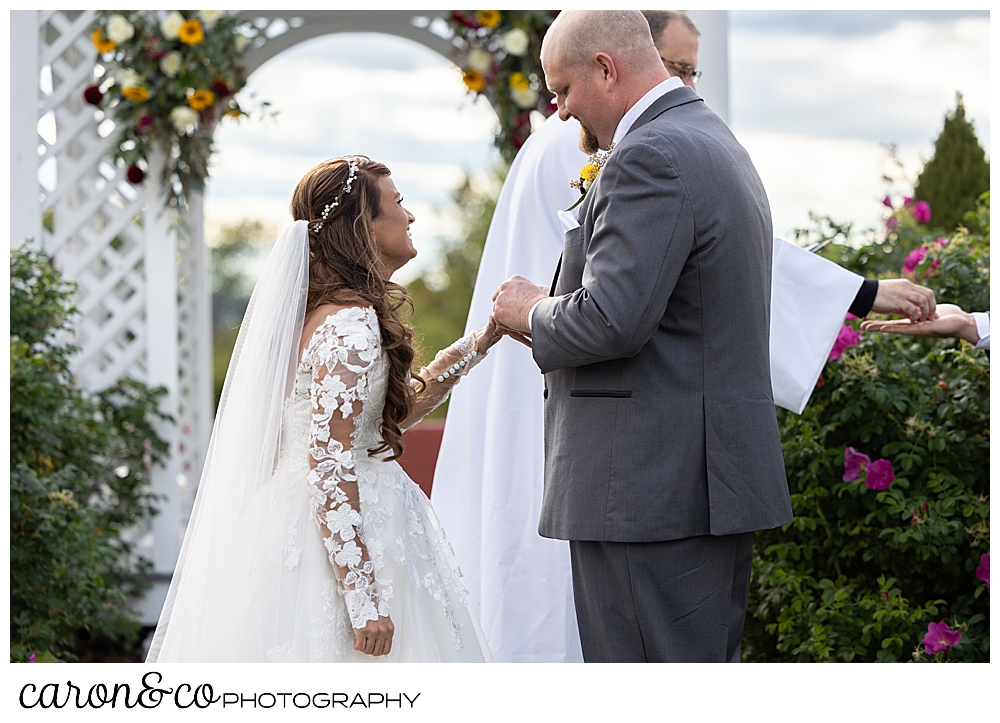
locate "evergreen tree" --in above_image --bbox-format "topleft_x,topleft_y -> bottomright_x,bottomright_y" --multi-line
913,94 -> 990,232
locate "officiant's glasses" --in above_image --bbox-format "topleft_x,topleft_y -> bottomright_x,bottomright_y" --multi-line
661,58 -> 702,83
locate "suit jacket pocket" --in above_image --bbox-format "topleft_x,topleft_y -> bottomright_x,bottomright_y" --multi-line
569,390 -> 632,398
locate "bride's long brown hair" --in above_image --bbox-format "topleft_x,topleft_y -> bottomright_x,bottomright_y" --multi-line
290,156 -> 422,461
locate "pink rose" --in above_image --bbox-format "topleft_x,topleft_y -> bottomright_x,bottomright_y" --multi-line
976,553 -> 989,588
886,217 -> 899,231
829,324 -> 862,360
904,196 -> 914,207
913,200 -> 932,224
842,447 -> 871,482
882,195 -> 893,208
865,458 -> 895,490
922,621 -> 961,655
903,247 -> 928,275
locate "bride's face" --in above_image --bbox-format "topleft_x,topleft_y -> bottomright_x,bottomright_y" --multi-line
371,174 -> 416,276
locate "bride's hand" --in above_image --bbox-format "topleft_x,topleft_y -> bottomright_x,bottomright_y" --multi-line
353,615 -> 394,657
473,316 -> 504,355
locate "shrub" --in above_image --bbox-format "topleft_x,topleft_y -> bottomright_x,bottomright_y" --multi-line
10,245 -> 170,661
744,194 -> 990,662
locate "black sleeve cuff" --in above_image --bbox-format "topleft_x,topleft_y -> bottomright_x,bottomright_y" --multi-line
849,279 -> 878,318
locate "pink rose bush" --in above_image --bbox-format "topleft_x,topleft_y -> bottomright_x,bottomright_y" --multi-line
922,621 -> 961,655
903,237 -> 948,277
912,200 -> 932,224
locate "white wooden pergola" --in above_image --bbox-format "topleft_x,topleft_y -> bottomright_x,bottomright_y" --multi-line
8,9 -> 728,625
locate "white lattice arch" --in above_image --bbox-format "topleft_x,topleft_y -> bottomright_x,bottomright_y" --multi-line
9,10 -> 729,626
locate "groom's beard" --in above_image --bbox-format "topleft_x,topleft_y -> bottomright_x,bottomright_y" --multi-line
579,123 -> 601,155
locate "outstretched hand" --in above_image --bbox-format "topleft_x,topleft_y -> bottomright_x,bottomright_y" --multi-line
473,316 -> 505,355
860,303 -> 980,344
870,278 -> 937,322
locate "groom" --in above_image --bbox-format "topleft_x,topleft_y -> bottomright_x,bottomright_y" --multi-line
492,10 -> 792,662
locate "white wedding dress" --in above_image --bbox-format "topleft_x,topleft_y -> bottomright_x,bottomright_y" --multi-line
241,307 -> 491,662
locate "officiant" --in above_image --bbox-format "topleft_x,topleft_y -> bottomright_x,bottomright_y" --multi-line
430,9 -> 935,663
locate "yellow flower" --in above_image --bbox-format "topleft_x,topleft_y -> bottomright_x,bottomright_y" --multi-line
92,28 -> 116,53
476,10 -> 501,28
509,72 -> 530,92
462,70 -> 485,92
224,108 -> 244,119
581,163 -> 600,182
121,86 -> 150,102
186,89 -> 216,111
178,19 -> 205,46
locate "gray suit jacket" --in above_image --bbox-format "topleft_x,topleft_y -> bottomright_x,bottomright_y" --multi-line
532,87 -> 792,543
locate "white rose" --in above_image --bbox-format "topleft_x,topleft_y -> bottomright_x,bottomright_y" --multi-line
160,11 -> 185,41
510,85 -> 539,110
115,68 -> 143,89
105,14 -> 135,45
199,10 -> 225,30
467,48 -> 493,74
233,33 -> 250,53
502,28 -> 530,57
170,106 -> 199,132
160,51 -> 183,78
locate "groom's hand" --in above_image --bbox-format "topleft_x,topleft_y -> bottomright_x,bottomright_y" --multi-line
492,275 -> 547,334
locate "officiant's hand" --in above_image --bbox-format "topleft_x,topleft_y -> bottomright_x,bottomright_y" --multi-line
870,278 -> 936,322
861,303 -> 980,344
354,615 -> 394,657
492,275 -> 548,334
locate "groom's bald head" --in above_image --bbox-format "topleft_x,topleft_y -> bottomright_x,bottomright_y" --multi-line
542,10 -> 656,64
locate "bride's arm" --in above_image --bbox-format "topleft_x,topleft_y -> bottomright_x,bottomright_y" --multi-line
305,308 -> 393,656
403,319 -> 502,429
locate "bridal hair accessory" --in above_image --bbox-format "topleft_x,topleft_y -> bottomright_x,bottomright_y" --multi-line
567,142 -> 615,212
310,157 -> 361,233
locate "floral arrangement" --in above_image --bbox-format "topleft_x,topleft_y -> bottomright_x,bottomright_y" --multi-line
447,10 -> 558,162
85,11 -> 261,207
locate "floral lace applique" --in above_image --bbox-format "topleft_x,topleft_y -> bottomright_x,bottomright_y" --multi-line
303,307 -> 389,630
265,642 -> 300,663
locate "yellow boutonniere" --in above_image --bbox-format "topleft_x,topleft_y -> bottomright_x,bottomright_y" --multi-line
567,143 -> 614,211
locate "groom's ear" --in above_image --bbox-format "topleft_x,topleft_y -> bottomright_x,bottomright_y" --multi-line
593,52 -> 617,88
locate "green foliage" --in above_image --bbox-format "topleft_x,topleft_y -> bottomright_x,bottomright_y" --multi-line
10,245 -> 170,662
744,194 -> 990,663
408,169 -> 501,364
913,94 -> 990,233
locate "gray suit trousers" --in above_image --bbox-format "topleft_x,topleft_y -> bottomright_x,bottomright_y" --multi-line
569,533 -> 754,663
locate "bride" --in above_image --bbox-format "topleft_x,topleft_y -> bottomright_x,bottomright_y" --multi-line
147,156 -> 499,662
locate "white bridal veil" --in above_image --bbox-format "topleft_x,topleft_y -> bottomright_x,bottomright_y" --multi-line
146,221 -> 310,662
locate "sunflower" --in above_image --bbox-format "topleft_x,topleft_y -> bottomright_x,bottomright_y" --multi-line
462,70 -> 486,92
509,72 -> 530,92
121,86 -> 150,103
186,89 -> 216,111
91,28 -> 116,54
178,19 -> 205,46
476,10 -> 501,28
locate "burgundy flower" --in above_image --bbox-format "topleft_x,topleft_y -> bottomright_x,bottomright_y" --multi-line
882,195 -> 893,207
903,246 -> 928,275
136,114 -> 154,134
922,502 -> 929,512
144,37 -> 166,60
976,553 -> 989,588
913,200 -> 932,224
865,458 -> 895,490
922,621 -> 961,655
450,11 -> 480,28
842,447 -> 871,482
83,85 -> 104,106
829,324 -> 861,360
126,163 -> 146,184
212,80 -> 232,98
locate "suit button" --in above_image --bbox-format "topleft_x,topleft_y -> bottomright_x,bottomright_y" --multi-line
543,388 -> 548,399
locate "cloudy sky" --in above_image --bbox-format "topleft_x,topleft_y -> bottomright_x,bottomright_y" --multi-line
203,10 -> 990,282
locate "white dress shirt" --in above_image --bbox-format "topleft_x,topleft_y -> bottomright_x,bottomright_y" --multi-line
972,311 -> 990,350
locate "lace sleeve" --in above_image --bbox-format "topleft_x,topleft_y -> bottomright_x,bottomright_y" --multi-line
304,307 -> 388,629
403,332 -> 488,429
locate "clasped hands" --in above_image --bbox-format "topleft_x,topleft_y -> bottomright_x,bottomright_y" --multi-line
489,275 -> 549,348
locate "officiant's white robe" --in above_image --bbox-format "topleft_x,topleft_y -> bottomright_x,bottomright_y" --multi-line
430,113 -> 863,663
